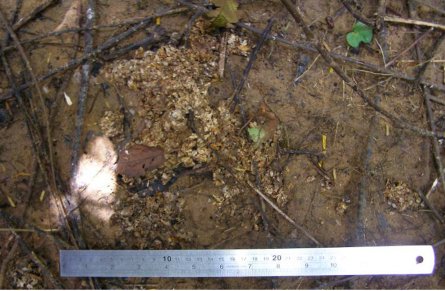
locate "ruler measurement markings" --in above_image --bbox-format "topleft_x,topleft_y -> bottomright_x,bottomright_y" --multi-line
60,246 -> 435,277
77,254 -> 338,269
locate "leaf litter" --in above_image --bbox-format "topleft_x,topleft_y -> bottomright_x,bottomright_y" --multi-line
101,20 -> 286,248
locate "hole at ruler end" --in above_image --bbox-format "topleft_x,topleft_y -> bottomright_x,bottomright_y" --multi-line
416,256 -> 424,264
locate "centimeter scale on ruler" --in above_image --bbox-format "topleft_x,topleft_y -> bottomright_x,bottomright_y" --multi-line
60,245 -> 435,277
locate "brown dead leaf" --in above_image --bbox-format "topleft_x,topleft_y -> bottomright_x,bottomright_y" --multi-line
116,145 -> 165,177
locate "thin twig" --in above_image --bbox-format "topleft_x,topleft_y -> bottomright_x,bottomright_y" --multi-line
230,18 -> 273,138
415,33 -> 445,83
104,79 -> 132,147
0,209 -> 71,249
407,0 -> 424,62
247,181 -> 322,246
0,47 -> 52,214
101,30 -> 166,61
338,0 -> 374,27
28,41 -> 82,50
182,9 -> 206,47
5,0 -> 23,38
12,0 -> 58,31
281,148 -> 324,158
0,239 -> 18,288
27,248 -> 63,289
0,228 -> 59,232
1,8 -> 78,249
293,54 -> 320,83
12,0 -> 24,25
425,178 -> 439,199
0,0 -> 29,276
0,7 -> 183,101
356,96 -> 380,244
279,0 -> 444,139
20,158 -> 37,219
407,0 -> 432,192
428,95 -> 445,106
423,89 -> 445,204
210,231 -> 251,249
376,0 -> 389,64
49,25 -> 80,127
69,0 -> 96,252
0,211 -> 65,288
92,7 -> 188,29
417,190 -> 444,223
176,0 -> 208,13
385,28 -> 433,68
411,16 -> 445,200
1,5 -> 80,250
236,22 -> 445,92
1,8 -> 188,54
70,0 -> 95,182
252,160 -> 271,236
384,15 -> 445,31
231,19 -> 274,108
0,8 -> 57,194
0,34 -> 54,218
407,3 -> 445,222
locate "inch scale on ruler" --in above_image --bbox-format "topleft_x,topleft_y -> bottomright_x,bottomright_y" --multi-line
60,245 -> 435,277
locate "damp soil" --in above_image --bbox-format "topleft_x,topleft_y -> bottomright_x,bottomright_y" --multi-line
1,0 -> 445,289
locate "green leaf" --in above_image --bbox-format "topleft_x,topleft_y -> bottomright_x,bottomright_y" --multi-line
346,32 -> 361,48
353,21 -> 373,43
207,0 -> 240,28
247,127 -> 265,144
346,21 -> 373,48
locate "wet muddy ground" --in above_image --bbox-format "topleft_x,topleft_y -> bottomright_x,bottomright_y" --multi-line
1,0 -> 445,289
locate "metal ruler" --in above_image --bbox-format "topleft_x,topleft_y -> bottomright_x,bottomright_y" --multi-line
60,245 -> 435,277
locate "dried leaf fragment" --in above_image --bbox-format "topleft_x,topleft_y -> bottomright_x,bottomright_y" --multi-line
248,127 -> 265,143
116,145 -> 165,177
207,0 -> 240,28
